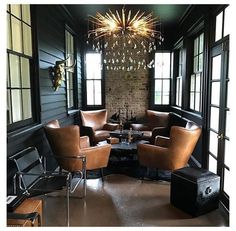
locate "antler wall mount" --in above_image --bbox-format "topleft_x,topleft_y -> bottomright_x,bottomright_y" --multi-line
51,56 -> 76,91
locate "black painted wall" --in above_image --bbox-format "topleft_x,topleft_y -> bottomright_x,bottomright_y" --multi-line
7,5 -> 84,194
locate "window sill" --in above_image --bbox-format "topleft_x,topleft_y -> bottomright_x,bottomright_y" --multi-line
7,123 -> 42,141
67,109 -> 79,116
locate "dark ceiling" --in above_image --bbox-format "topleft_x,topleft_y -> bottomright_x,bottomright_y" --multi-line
65,4 -> 190,27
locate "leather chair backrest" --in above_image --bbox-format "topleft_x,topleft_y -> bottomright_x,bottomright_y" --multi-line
146,110 -> 169,129
44,125 -> 83,171
168,122 -> 202,169
80,109 -> 107,131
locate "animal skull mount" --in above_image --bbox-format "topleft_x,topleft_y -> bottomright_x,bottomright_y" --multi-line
52,56 -> 76,91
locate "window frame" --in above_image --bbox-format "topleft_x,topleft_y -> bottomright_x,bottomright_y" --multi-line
175,48 -> 183,107
189,32 -> 204,113
7,4 -> 38,132
84,52 -> 104,108
65,26 -> 77,112
153,51 -> 171,106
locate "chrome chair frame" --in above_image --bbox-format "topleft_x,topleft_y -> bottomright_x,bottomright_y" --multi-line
10,147 -> 86,227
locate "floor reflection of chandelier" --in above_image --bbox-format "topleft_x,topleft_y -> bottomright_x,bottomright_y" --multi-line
87,8 -> 163,71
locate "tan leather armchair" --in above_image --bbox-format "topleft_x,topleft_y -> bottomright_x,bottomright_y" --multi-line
80,109 -> 118,145
137,121 -> 202,171
130,110 -> 170,143
44,120 -> 112,195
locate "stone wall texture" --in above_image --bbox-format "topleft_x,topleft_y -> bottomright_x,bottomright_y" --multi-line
105,69 -> 149,121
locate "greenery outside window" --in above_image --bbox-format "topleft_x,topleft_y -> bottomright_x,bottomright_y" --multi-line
189,33 -> 204,112
7,4 -> 33,130
154,52 -> 171,105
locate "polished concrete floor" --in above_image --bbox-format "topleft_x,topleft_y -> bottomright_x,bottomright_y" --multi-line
43,174 -> 229,227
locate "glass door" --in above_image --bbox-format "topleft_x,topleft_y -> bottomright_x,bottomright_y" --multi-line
208,39 -> 229,209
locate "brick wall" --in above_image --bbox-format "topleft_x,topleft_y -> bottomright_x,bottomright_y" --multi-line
105,69 -> 149,121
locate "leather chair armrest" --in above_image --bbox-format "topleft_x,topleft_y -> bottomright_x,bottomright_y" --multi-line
130,123 -> 149,131
103,123 -> 119,131
155,136 -> 170,147
80,136 -> 90,149
81,144 -> 112,169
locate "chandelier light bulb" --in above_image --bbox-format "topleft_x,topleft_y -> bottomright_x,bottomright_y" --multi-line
88,7 -> 163,71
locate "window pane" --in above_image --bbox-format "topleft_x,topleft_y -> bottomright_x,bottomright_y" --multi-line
163,79 -> 170,92
224,168 -> 230,196
7,14 -> 11,49
11,89 -> 22,122
9,54 -> 21,87
22,4 -> 31,25
224,7 -> 230,37
215,11 -> 223,41
209,130 -> 218,156
212,55 -> 221,80
86,80 -> 94,105
23,23 -> 32,56
176,78 -> 179,105
224,139 -> 230,167
162,53 -> 170,78
163,94 -> 169,105
7,90 -> 12,124
190,74 -> 195,91
86,53 -> 102,79
21,57 -> 30,88
154,79 -> 162,104
195,73 -> 201,92
11,4 -> 21,18
22,89 -> 32,119
155,53 -> 170,78
211,81 -> 220,106
195,92 -> 200,111
193,57 -> 198,73
190,93 -> 195,110
225,110 -> 229,138
194,37 -> 198,55
209,154 -> 217,174
94,80 -> 102,105
198,53 -> 203,72
210,106 -> 219,131
199,33 -> 204,53
11,16 -> 22,53
67,90 -> 74,108
179,77 -> 182,106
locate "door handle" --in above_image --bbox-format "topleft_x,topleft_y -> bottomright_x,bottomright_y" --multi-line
217,133 -> 224,140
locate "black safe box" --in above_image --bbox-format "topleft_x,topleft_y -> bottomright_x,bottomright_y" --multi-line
170,167 -> 220,216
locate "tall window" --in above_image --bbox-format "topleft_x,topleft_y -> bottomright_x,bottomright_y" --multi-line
65,29 -> 75,110
7,4 -> 33,128
189,33 -> 204,112
85,53 -> 102,106
208,5 -> 230,210
176,49 -> 183,107
154,52 -> 171,105
215,7 -> 230,42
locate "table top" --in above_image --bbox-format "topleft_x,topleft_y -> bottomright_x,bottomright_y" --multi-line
109,129 -> 144,138
98,140 -> 149,151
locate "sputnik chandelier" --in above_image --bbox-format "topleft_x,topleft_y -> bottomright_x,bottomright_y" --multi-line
87,8 -> 163,71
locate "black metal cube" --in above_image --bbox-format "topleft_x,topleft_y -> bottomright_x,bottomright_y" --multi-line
170,167 -> 220,216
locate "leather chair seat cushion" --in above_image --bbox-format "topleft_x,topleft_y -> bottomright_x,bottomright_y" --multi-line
94,130 -> 111,142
